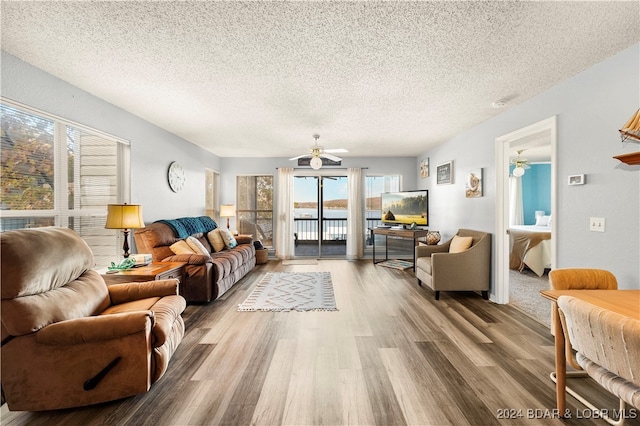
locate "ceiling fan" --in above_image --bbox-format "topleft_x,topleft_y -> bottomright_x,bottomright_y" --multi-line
511,149 -> 530,177
289,134 -> 348,170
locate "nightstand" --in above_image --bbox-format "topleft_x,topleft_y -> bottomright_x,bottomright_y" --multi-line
101,262 -> 185,285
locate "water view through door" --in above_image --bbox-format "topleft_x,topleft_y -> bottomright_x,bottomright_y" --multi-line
294,176 -> 347,257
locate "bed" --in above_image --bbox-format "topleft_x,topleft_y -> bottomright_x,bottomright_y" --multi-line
509,225 -> 552,277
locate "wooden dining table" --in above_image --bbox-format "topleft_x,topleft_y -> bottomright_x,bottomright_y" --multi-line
540,289 -> 640,414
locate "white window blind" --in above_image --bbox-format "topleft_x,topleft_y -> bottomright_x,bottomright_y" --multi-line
1,99 -> 130,268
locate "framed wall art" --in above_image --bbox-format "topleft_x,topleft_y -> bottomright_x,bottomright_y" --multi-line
420,158 -> 429,178
436,161 -> 453,185
465,168 -> 483,198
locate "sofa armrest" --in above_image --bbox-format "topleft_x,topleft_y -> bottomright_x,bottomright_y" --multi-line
108,279 -> 180,304
235,235 -> 253,245
161,253 -> 210,265
416,243 -> 449,258
36,311 -> 152,345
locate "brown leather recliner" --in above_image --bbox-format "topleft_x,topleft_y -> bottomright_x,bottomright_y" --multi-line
0,227 -> 187,411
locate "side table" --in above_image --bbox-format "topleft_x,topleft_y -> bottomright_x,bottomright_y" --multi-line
101,262 -> 186,285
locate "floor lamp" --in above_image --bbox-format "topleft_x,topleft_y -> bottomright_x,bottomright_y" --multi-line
105,203 -> 145,258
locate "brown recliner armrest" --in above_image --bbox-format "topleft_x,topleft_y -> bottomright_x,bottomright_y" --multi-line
415,243 -> 449,258
161,254 -> 210,265
108,279 -> 180,305
36,311 -> 153,345
149,295 -> 186,347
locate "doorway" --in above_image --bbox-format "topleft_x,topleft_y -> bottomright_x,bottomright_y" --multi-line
495,116 -> 557,306
293,175 -> 348,257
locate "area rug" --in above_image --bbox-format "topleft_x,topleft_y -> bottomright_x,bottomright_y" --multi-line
238,272 -> 337,312
377,259 -> 413,270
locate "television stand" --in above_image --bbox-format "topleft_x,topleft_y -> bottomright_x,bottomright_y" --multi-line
372,227 -> 428,271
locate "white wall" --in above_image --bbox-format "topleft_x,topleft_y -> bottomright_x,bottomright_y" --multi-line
1,52 -> 221,223
417,43 -> 640,289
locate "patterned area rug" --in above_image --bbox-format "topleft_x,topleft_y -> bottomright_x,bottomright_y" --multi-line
377,259 -> 414,270
238,272 -> 337,312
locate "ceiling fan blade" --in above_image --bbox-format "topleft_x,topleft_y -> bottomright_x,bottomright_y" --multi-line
323,148 -> 348,154
289,154 -> 311,161
320,153 -> 342,162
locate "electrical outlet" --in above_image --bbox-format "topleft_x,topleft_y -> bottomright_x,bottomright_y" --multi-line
589,217 -> 605,232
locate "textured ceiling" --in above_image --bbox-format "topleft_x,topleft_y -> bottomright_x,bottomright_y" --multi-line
1,1 -> 639,159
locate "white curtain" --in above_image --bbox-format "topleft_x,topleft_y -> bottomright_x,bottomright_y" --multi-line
509,176 -> 524,226
346,168 -> 363,260
276,167 -> 295,259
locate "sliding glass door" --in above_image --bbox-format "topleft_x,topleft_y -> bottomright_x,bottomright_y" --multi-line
294,175 -> 347,257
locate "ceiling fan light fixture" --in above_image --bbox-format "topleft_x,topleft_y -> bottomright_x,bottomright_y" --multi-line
310,156 -> 322,170
513,166 -> 525,177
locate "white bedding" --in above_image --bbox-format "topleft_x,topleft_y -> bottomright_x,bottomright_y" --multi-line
509,225 -> 552,277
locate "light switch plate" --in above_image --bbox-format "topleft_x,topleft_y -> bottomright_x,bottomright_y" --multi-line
589,217 -> 605,232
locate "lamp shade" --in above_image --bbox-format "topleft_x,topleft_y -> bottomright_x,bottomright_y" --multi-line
219,204 -> 236,218
105,204 -> 145,230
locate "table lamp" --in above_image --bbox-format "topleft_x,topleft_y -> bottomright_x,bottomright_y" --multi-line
105,203 -> 145,258
220,204 -> 235,230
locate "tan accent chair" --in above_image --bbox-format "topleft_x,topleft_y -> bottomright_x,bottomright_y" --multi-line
415,229 -> 491,300
558,296 -> 640,422
1,227 -> 186,411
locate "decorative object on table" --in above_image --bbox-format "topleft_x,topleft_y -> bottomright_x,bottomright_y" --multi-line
131,253 -> 152,266
377,259 -> 413,270
107,257 -> 136,271
105,203 -> 145,258
219,204 -> 235,229
167,161 -> 186,192
614,108 -> 640,165
426,230 -> 441,245
465,168 -> 483,197
238,272 -> 337,312
436,161 -> 453,185
567,174 -> 585,185
420,157 -> 429,178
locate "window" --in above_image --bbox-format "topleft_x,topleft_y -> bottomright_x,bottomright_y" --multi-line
205,168 -> 219,220
365,174 -> 400,246
236,175 -> 274,247
1,100 -> 130,268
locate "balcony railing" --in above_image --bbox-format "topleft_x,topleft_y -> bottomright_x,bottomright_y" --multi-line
294,217 -> 382,245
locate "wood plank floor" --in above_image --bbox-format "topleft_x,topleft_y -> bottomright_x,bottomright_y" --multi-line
2,260 -> 638,425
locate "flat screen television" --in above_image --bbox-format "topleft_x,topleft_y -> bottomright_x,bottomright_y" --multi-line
380,190 -> 428,227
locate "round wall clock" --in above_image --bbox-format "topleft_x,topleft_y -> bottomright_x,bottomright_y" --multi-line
167,161 -> 186,192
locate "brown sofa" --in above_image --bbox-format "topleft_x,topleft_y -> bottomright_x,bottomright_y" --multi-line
134,217 -> 256,303
1,227 -> 186,411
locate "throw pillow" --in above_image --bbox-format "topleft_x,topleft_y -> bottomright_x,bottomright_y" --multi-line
186,236 -> 210,256
449,235 -> 473,253
219,228 -> 238,249
535,215 -> 550,227
207,229 -> 225,252
170,240 -> 196,255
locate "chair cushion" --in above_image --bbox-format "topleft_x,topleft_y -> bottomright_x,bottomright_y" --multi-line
416,256 -> 432,275
449,235 -> 473,253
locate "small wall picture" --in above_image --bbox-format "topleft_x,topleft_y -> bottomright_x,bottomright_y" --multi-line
466,168 -> 483,198
436,161 -> 453,185
568,174 -> 585,185
420,158 -> 429,178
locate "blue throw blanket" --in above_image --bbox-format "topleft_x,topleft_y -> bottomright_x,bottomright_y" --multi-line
156,216 -> 218,239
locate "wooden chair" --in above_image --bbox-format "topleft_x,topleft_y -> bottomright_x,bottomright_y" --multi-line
558,295 -> 640,424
